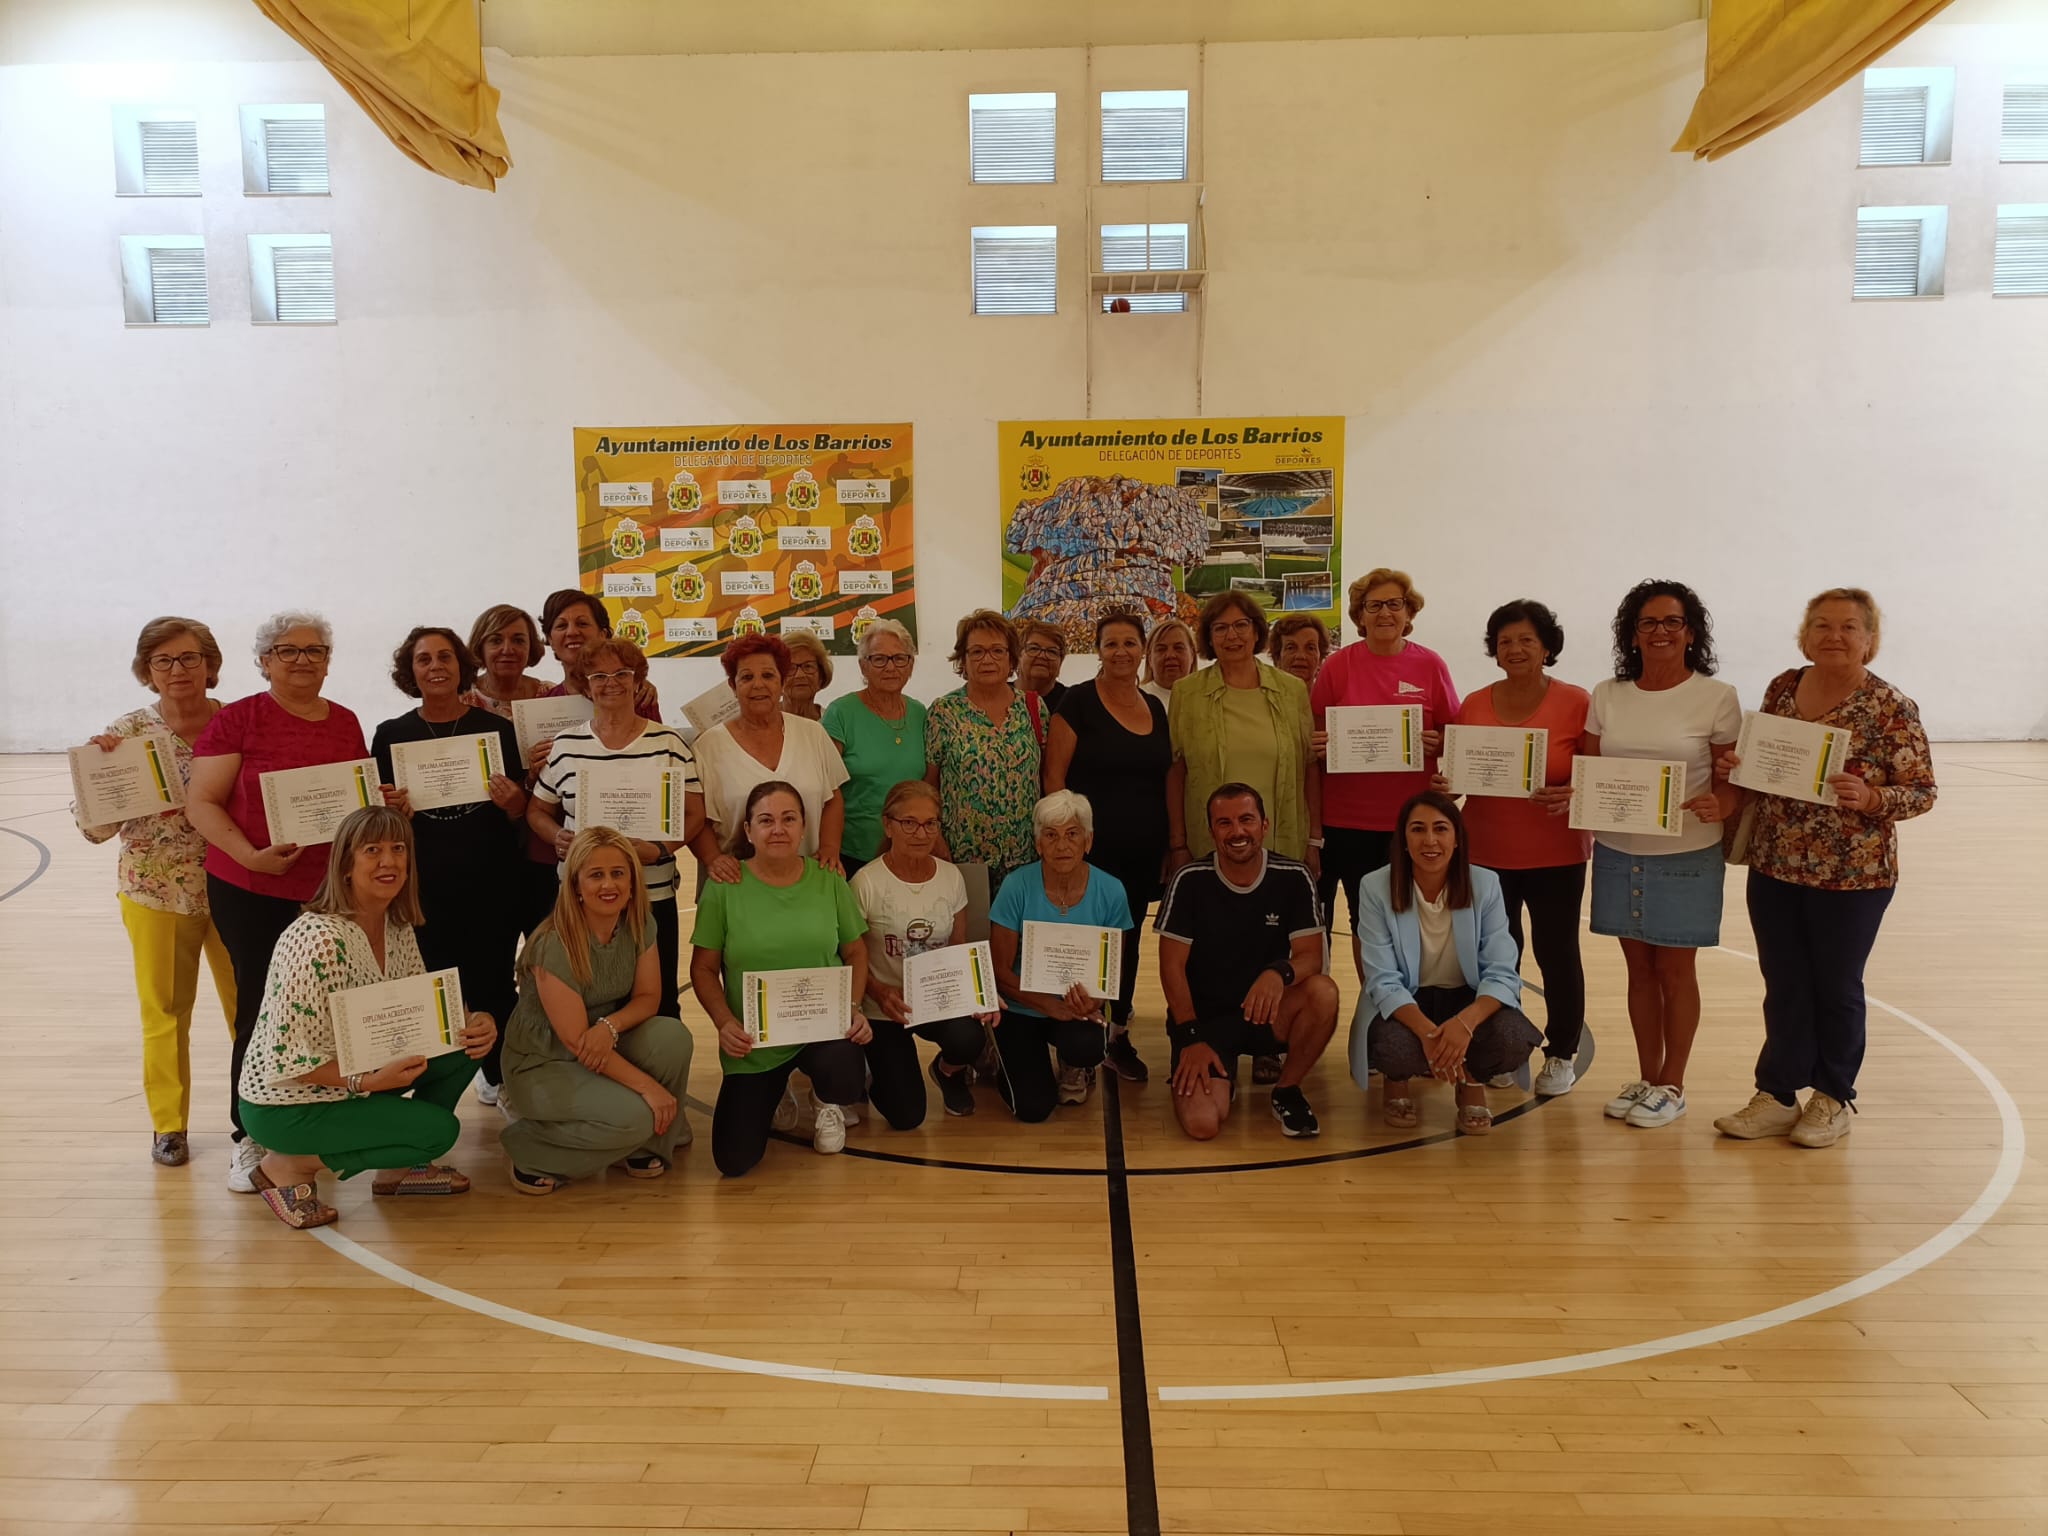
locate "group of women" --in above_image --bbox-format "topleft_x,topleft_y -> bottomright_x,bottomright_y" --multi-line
75,571 -> 1935,1228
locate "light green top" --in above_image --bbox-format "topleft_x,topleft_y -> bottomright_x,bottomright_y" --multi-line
690,859 -> 867,1074
822,692 -> 929,862
1169,663 -> 1312,859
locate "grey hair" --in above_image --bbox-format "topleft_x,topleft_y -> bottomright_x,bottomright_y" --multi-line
1032,789 -> 1094,840
856,617 -> 916,660
252,610 -> 334,671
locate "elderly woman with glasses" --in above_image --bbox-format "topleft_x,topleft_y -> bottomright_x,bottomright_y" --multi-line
822,618 -> 926,880
1166,593 -> 1319,879
528,638 -> 709,1022
187,610 -> 385,1195
987,791 -> 1131,1119
780,630 -> 834,721
1017,620 -> 1071,711
924,609 -> 1048,894
75,617 -> 237,1168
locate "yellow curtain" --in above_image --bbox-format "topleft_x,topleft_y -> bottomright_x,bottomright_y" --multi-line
1673,0 -> 1954,161
254,0 -> 511,190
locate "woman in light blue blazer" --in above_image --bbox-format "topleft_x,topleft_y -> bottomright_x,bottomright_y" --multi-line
1353,790 -> 1540,1134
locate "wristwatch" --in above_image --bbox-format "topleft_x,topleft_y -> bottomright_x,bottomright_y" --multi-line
1264,959 -> 1296,986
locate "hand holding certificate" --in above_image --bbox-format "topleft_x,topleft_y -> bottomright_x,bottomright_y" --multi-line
1326,705 -> 1423,774
1443,725 -> 1549,799
390,733 -> 505,811
511,694 -> 593,761
328,968 -> 468,1077
1729,712 -> 1850,807
1568,756 -> 1687,837
70,733 -> 184,825
1019,920 -> 1121,1001
903,941 -> 997,1026
680,681 -> 741,734
260,759 -> 381,846
579,759 -> 688,841
743,966 -> 855,1046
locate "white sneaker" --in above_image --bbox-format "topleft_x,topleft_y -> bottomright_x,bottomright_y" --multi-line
1487,1072 -> 1517,1089
475,1080 -> 501,1107
1790,1091 -> 1853,1149
771,1082 -> 802,1133
1713,1090 -> 1800,1139
1058,1065 -> 1093,1106
226,1138 -> 268,1193
812,1102 -> 846,1154
1603,1080 -> 1654,1119
1625,1084 -> 1687,1128
1534,1057 -> 1576,1097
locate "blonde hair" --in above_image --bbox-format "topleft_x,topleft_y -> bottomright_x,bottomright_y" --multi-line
466,603 -> 544,670
1347,568 -> 1423,637
1800,587 -> 1882,663
878,778 -> 941,855
1143,617 -> 1197,686
782,628 -> 835,688
523,827 -> 650,989
130,616 -> 223,690
305,806 -> 424,927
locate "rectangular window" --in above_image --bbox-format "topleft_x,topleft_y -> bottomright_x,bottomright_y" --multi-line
249,234 -> 336,323
1100,223 -> 1189,312
239,103 -> 331,195
972,226 -> 1057,315
1854,206 -> 1947,300
1994,205 -> 2048,297
119,236 -> 209,325
1858,67 -> 1952,166
2003,83 -> 2048,163
113,108 -> 201,196
1101,89 -> 1188,182
969,92 -> 1055,183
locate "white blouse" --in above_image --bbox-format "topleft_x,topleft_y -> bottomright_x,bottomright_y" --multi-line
237,912 -> 423,1106
694,713 -> 850,856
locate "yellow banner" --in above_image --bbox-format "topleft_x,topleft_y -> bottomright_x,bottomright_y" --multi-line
574,424 -> 914,657
999,417 -> 1343,649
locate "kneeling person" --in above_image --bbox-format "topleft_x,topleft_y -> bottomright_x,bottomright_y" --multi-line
1157,784 -> 1339,1139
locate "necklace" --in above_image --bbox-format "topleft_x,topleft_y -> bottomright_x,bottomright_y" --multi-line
864,690 -> 907,745
418,707 -> 467,739
1045,872 -> 1087,912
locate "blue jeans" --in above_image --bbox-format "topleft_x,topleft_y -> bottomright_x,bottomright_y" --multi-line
1746,870 -> 1894,1104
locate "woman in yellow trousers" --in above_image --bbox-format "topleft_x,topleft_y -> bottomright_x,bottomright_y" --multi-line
75,618 -> 238,1166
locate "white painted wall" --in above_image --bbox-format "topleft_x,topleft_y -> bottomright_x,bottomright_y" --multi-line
3,9 -> 2046,749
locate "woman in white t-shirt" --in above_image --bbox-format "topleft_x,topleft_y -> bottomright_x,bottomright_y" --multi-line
1583,581 -> 1742,1132
695,635 -> 852,880
850,781 -> 999,1123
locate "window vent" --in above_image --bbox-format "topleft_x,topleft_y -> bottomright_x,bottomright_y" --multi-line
120,236 -> 209,326
1100,223 -> 1189,312
972,226 -> 1057,316
1101,89 -> 1188,182
1994,207 -> 2048,297
2003,84 -> 2048,163
969,93 -> 1055,183
1859,86 -> 1929,165
1853,206 -> 1946,300
250,234 -> 336,324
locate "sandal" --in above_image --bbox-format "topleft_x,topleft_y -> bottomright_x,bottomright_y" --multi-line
510,1164 -> 562,1197
150,1131 -> 189,1167
613,1152 -> 668,1179
1456,1100 -> 1494,1136
252,1168 -> 337,1229
372,1163 -> 471,1196
1383,1096 -> 1420,1130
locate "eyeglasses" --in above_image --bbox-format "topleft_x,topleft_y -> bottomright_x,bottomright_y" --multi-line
585,668 -> 635,685
1635,616 -> 1689,635
964,646 -> 1009,662
788,660 -> 821,676
266,644 -> 331,663
864,653 -> 912,669
1210,620 -> 1254,637
1021,644 -> 1064,660
1362,599 -> 1409,615
148,652 -> 205,673
886,816 -> 939,834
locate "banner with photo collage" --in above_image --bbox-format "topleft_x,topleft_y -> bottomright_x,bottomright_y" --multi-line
998,416 -> 1344,652
573,423 -> 914,658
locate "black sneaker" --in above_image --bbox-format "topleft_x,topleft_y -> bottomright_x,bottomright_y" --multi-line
930,1056 -> 976,1117
1104,1032 -> 1149,1083
1270,1084 -> 1319,1138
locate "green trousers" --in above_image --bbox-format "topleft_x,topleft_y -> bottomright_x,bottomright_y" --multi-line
238,1051 -> 478,1180
500,1014 -> 694,1180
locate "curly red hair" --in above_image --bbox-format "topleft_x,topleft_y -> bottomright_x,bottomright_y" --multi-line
721,633 -> 792,682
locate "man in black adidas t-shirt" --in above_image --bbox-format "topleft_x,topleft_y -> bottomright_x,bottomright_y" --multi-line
1155,782 -> 1339,1139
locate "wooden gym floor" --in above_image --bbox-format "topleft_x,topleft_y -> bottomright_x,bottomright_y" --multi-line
0,743 -> 2043,1536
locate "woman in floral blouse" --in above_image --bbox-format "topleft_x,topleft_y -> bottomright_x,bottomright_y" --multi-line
1712,588 -> 1936,1150
235,807 -> 497,1230
924,609 -> 1046,893
74,618 -> 237,1168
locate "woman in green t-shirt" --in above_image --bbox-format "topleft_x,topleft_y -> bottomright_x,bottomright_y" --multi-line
691,781 -> 872,1177
499,827 -> 694,1195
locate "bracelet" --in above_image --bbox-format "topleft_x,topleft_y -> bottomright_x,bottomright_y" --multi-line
603,1018 -> 621,1046
345,1072 -> 366,1098
1307,836 -> 1325,848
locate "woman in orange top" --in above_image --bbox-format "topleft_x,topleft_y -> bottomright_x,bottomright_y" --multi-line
1443,600 -> 1591,1098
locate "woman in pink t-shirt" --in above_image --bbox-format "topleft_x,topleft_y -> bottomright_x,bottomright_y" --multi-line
1444,600 -> 1593,1099
1309,568 -> 1460,975
187,611 -> 376,1192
